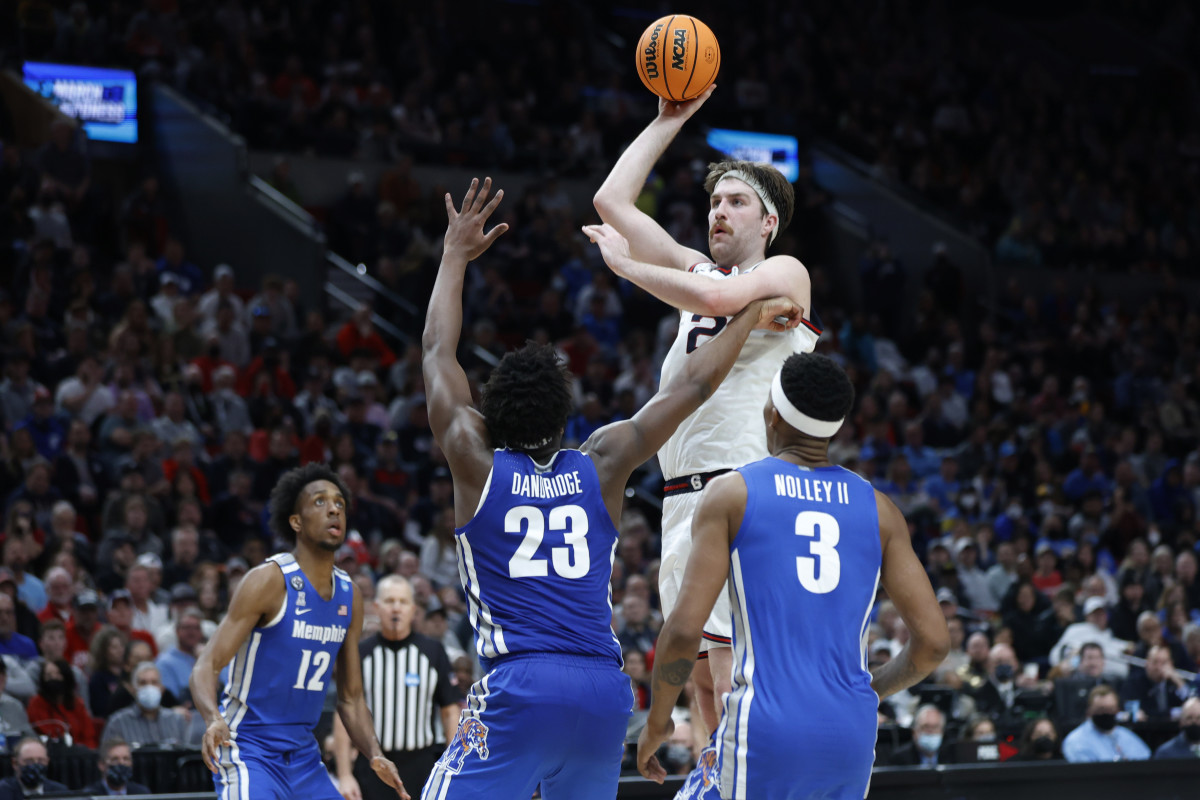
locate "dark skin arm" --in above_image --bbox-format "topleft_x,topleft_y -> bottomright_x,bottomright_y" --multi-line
636,472 -> 744,782
421,177 -> 508,527
335,585 -> 408,799
869,491 -> 950,699
190,564 -> 284,774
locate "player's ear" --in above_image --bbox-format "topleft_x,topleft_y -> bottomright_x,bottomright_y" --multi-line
289,514 -> 302,534
761,213 -> 778,240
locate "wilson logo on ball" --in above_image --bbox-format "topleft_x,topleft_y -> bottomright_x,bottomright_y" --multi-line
635,14 -> 720,102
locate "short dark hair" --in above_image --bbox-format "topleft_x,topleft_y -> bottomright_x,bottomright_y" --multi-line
1079,642 -> 1104,659
268,464 -> 351,543
479,343 -> 573,451
777,354 -> 855,436
704,160 -> 795,246
99,737 -> 129,762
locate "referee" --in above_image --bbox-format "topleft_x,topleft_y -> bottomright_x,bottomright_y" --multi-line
335,575 -> 461,800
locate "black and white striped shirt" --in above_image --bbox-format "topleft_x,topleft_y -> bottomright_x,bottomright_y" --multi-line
360,632 -> 458,753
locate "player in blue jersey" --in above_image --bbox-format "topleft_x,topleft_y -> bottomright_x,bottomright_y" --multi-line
190,464 -> 407,800
638,354 -> 950,800
419,177 -> 800,800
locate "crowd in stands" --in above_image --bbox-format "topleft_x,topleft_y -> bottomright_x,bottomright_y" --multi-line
7,0 -> 1200,271
1,0 -> 1200,790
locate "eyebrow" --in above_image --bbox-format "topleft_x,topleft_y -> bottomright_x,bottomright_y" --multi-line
710,190 -> 753,201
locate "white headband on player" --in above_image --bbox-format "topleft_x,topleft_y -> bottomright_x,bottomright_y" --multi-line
715,169 -> 780,246
770,369 -> 844,439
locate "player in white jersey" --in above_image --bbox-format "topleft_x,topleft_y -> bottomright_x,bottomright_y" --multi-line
589,85 -> 818,735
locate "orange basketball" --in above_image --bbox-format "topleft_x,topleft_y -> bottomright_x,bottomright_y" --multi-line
635,14 -> 720,102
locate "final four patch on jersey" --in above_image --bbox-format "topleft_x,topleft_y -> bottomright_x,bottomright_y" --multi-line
338,604 -> 348,616
291,576 -> 304,590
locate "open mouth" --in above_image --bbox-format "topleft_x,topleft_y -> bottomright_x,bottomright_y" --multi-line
326,524 -> 342,536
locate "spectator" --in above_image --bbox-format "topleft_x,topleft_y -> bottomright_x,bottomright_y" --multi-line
53,420 -> 108,522
83,737 -> 152,795
418,510 -> 458,591
196,264 -> 244,326
953,538 -> 996,613
948,631 -> 990,693
1050,597 -> 1134,678
970,642 -> 1040,718
88,626 -> 128,721
34,567 -> 72,625
101,662 -> 188,747
64,590 -> 101,671
0,594 -> 37,663
1111,570 -> 1153,644
1014,717 -> 1062,761
0,737 -> 68,798
1062,685 -> 1150,762
1121,645 -> 1191,721
154,609 -> 203,701
103,590 -> 156,658
26,658 -> 96,748
890,704 -> 955,766
1153,696 -> 1200,760
0,659 -> 33,739
615,594 -> 657,656
1053,642 -> 1121,731
126,563 -> 168,635
15,389 -> 65,462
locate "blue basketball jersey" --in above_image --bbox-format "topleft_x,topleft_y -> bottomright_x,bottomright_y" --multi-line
220,553 -> 355,751
455,449 -> 622,670
717,458 -> 882,800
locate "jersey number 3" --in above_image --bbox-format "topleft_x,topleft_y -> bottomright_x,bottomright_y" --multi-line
686,314 -> 729,353
795,511 -> 840,593
507,505 -> 590,579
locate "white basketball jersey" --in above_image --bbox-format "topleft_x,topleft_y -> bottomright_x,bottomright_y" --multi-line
657,262 -> 821,479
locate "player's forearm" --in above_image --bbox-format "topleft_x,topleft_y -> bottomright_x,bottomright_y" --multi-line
671,303 -> 757,402
647,625 -> 699,727
870,641 -> 945,700
338,699 -> 384,762
332,713 -> 356,777
594,118 -> 682,211
609,255 -> 723,315
421,250 -> 469,357
441,705 -> 460,740
189,658 -> 222,725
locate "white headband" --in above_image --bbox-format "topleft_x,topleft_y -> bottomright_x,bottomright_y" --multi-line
771,370 -> 844,438
716,169 -> 780,246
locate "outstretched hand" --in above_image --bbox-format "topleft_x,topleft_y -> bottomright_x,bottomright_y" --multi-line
370,755 -> 410,800
444,177 -> 509,261
657,84 -> 717,123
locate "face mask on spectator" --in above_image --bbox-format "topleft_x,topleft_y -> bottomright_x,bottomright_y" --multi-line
1184,724 -> 1200,744
19,764 -> 46,789
994,664 -> 1014,682
1032,736 -> 1055,755
106,763 -> 133,788
43,679 -> 65,697
663,744 -> 692,771
917,733 -> 942,753
137,685 -> 162,711
975,733 -> 996,743
1092,713 -> 1117,732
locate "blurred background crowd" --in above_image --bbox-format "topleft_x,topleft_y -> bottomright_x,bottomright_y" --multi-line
1,0 -> 1200,791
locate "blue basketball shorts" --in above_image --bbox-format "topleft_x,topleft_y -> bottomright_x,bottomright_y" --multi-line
422,653 -> 633,800
214,737 -> 341,800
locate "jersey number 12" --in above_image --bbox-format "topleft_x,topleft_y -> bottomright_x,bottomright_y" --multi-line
293,649 -> 331,692
795,511 -> 841,593
506,504 -> 590,579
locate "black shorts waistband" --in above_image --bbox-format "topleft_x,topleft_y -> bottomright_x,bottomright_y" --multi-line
663,469 -> 732,497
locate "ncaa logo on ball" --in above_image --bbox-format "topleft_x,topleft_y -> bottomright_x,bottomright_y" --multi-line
291,576 -> 304,591
671,28 -> 688,70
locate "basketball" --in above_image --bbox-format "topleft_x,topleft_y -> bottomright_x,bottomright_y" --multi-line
635,14 -> 720,102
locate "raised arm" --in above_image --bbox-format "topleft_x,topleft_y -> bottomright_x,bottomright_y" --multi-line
583,223 -> 811,318
335,586 -> 407,799
870,491 -> 950,700
592,90 -> 715,270
636,471 -> 743,782
584,296 -> 798,511
421,178 -> 509,509
190,565 -> 283,774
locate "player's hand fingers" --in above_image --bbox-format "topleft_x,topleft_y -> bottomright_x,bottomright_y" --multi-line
471,177 -> 493,213
461,178 -> 479,213
640,753 -> 667,784
481,186 -> 504,218
201,738 -> 218,774
443,192 -> 457,220
482,223 -> 509,248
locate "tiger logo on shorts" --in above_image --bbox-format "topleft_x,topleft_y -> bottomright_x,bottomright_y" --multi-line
439,717 -> 491,774
676,744 -> 719,799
